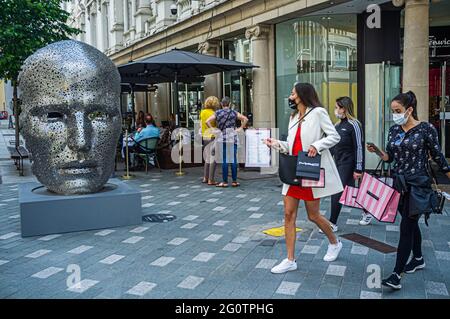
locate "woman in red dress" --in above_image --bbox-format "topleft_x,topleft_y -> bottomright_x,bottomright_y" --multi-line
264,83 -> 343,274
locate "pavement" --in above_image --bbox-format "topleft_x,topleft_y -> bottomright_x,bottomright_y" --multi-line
0,119 -> 449,299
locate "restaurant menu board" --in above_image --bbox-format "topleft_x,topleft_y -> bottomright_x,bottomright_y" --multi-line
245,128 -> 271,167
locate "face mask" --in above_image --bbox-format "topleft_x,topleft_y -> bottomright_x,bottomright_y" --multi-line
334,110 -> 345,119
393,112 -> 410,125
288,98 -> 297,110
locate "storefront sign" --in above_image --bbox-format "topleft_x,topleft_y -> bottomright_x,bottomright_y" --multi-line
429,27 -> 450,57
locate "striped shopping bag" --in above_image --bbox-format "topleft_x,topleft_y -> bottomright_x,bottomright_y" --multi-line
339,185 -> 362,209
355,173 -> 400,223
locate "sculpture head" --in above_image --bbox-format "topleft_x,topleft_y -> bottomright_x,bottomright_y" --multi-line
18,40 -> 122,195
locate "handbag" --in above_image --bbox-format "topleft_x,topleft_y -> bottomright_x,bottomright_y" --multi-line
355,172 -> 400,223
279,153 -> 301,185
427,160 -> 445,215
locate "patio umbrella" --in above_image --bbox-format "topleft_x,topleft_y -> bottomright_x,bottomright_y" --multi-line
118,48 -> 257,126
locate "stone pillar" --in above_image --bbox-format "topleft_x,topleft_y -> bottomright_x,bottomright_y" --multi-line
135,0 -> 152,39
96,1 -> 104,52
156,83 -> 171,123
198,40 -> 222,100
129,0 -> 137,40
110,0 -> 124,53
245,24 -> 272,128
393,0 -> 429,121
155,0 -> 177,29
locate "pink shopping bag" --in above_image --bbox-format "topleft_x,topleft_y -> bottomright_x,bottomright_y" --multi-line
355,173 -> 400,223
339,185 -> 362,209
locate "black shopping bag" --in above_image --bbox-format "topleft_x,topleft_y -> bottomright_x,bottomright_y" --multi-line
296,151 -> 321,181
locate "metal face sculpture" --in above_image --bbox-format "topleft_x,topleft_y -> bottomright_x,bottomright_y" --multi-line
19,40 -> 121,195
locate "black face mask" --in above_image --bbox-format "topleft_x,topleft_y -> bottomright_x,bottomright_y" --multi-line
288,98 -> 297,110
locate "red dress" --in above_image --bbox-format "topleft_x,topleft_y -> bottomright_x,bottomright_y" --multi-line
286,124 -> 316,201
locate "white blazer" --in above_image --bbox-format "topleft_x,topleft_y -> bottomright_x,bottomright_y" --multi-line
278,106 -> 343,199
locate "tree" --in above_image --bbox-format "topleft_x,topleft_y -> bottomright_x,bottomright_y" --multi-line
0,0 -> 81,148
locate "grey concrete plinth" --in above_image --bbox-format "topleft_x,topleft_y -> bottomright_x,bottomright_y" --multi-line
19,179 -> 142,237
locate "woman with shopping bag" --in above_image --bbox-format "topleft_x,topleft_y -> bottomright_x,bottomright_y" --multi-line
320,96 -> 365,233
367,91 -> 450,290
263,82 -> 343,274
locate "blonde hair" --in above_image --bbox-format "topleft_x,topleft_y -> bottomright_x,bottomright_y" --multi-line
204,96 -> 220,110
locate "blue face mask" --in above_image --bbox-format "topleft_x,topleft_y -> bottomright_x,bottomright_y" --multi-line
393,112 -> 410,125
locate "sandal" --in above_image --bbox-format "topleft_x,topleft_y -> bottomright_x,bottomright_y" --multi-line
202,178 -> 208,183
216,182 -> 228,187
232,182 -> 240,187
207,180 -> 217,186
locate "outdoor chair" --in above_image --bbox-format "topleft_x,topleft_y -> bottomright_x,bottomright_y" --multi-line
130,137 -> 161,173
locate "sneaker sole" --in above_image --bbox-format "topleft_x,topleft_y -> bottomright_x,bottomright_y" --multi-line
382,281 -> 402,290
270,267 -> 297,274
405,263 -> 425,274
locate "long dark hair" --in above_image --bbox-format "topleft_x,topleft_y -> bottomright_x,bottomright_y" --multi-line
391,91 -> 418,120
291,82 -> 323,118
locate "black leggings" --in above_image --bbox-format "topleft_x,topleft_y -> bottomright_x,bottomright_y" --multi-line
393,192 -> 423,274
329,163 -> 354,224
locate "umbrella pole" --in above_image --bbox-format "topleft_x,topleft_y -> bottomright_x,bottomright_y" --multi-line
175,131 -> 186,176
174,72 -> 179,127
122,129 -> 134,180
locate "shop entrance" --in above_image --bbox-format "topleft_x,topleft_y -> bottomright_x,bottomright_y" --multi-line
429,59 -> 450,157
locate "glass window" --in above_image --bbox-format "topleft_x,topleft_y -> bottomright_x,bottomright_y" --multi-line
275,15 -> 357,137
223,36 -> 253,120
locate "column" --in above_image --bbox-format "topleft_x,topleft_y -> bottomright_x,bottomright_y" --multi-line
245,24 -> 272,129
155,0 -> 177,29
96,1 -> 104,52
393,0 -> 429,121
110,0 -> 124,53
129,0 -> 137,40
135,0 -> 152,39
198,40 -> 222,100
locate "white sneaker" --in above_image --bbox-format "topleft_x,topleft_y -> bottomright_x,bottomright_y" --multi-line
359,212 -> 373,226
319,222 -> 338,233
270,258 -> 297,274
323,241 -> 343,262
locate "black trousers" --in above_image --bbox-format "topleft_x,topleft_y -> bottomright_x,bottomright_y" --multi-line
329,163 -> 355,224
393,191 -> 423,275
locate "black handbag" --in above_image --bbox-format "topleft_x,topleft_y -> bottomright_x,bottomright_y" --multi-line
427,160 -> 445,215
279,153 -> 301,185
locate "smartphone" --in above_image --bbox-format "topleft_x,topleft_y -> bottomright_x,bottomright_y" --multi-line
367,142 -> 383,157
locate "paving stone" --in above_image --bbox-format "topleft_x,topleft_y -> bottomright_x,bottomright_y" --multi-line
247,207 -> 260,212
255,259 -> 278,269
222,243 -> 241,252
168,238 -> 188,245
204,234 -> 223,242
67,279 -> 99,293
301,245 -> 320,255
425,281 -> 449,296
177,276 -> 204,289
94,229 -> 115,236
126,282 -> 157,296
249,213 -> 264,219
351,245 -> 369,256
0,260 -> 10,265
25,249 -> 52,258
232,236 -> 250,244
360,291 -> 382,299
275,281 -> 301,296
326,265 -> 346,276
0,232 -> 20,240
150,256 -> 175,267
435,251 -> 450,261
193,252 -> 215,262
68,245 -> 93,255
182,215 -> 199,221
180,223 -> 198,229
32,267 -> 64,279
99,254 -> 125,265
386,225 -> 400,232
213,220 -> 230,226
213,206 -> 227,211
129,227 -> 149,234
122,236 -> 144,244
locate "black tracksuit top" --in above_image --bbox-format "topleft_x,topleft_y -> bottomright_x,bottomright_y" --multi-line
331,118 -> 364,173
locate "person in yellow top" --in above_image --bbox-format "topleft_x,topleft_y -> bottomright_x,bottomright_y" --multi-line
200,96 -> 219,185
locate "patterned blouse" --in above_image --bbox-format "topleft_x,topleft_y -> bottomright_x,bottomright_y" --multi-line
215,108 -> 238,143
386,122 -> 450,175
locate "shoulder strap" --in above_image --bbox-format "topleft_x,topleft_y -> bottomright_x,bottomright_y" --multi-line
219,109 -> 233,131
289,107 -> 315,130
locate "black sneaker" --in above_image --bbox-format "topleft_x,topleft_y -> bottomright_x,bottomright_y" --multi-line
382,273 -> 402,290
404,257 -> 425,273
